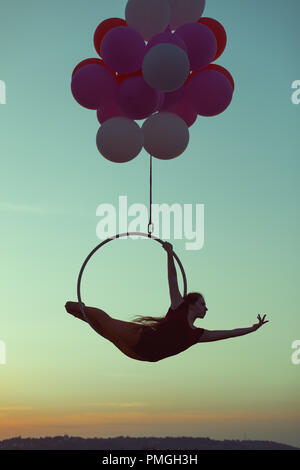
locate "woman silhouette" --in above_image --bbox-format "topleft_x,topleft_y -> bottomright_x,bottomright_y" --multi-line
65,242 -> 268,362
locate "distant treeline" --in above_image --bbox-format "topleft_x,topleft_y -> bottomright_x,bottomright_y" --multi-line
0,436 -> 298,450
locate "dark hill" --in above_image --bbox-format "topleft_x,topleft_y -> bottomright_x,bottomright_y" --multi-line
0,436 -> 298,450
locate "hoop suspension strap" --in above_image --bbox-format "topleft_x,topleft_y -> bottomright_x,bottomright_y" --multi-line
148,154 -> 154,237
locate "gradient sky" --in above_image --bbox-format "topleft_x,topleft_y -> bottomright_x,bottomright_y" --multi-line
1,0 -> 300,447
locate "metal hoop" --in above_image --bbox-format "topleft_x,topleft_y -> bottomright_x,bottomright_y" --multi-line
77,232 -> 187,329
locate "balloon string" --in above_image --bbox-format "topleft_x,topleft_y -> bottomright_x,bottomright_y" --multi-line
148,155 -> 153,237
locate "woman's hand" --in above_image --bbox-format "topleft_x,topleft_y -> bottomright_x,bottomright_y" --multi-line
65,301 -> 85,313
252,314 -> 269,330
162,241 -> 173,253
65,301 -> 87,322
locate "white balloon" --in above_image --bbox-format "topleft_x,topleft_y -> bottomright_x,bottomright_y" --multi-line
168,0 -> 206,30
125,0 -> 170,41
142,112 -> 189,160
142,43 -> 190,92
96,118 -> 143,163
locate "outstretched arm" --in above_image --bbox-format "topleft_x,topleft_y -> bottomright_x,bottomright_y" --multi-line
199,314 -> 269,342
162,242 -> 183,309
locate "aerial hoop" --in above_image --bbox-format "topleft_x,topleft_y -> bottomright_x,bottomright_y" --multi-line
77,232 -> 187,329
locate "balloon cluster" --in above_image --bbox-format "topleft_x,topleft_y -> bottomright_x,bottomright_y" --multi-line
71,0 -> 234,163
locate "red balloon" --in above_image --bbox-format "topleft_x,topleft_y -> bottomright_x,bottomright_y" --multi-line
160,85 -> 185,111
72,58 -> 112,78
203,64 -> 234,90
198,18 -> 227,61
116,69 -> 142,86
169,98 -> 197,128
94,18 -> 127,57
185,71 -> 197,85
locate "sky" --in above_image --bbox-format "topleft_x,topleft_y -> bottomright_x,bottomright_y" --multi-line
0,0 -> 300,448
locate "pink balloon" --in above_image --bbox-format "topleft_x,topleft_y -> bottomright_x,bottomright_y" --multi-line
146,30 -> 187,53
96,117 -> 143,163
168,98 -> 197,127
117,76 -> 160,120
100,26 -> 146,74
71,64 -> 117,110
142,112 -> 189,160
176,22 -> 217,71
97,100 -> 127,124
159,84 -> 185,111
185,69 -> 233,117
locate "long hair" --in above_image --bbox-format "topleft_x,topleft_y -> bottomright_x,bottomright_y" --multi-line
131,292 -> 204,327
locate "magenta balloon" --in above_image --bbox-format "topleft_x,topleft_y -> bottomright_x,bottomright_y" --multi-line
97,100 -> 127,124
168,98 -> 197,127
185,69 -> 233,116
71,64 -> 117,110
176,23 -> 217,71
146,31 -> 187,53
117,76 -> 160,120
100,26 -> 146,74
160,84 -> 185,110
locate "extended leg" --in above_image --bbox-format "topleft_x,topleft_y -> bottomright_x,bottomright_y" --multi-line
65,302 -> 144,349
65,301 -> 145,361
